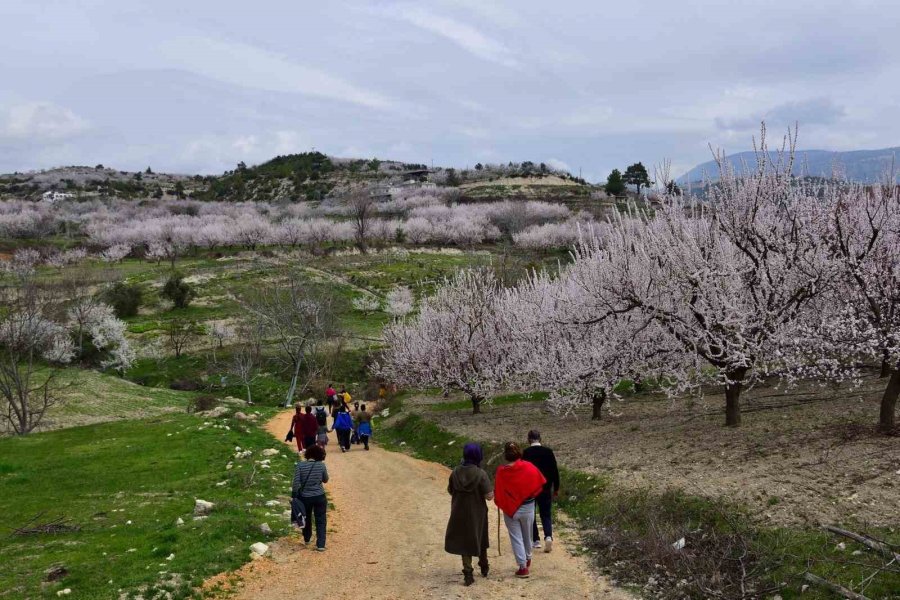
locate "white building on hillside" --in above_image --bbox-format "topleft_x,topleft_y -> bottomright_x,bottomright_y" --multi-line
41,191 -> 75,203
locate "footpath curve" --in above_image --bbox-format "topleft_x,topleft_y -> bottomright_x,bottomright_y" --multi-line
217,410 -> 630,599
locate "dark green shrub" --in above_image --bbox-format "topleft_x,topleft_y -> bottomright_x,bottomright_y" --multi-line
103,282 -> 143,318
186,394 -> 217,413
171,379 -> 202,392
161,272 -> 194,309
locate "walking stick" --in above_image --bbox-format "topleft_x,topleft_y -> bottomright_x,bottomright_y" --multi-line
497,507 -> 501,556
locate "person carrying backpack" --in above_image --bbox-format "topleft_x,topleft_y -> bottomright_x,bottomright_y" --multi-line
291,444 -> 329,551
331,405 -> 354,452
314,404 -> 330,447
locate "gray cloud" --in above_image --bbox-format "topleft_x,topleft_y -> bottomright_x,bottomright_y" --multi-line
1,0 -> 898,178
716,97 -> 846,132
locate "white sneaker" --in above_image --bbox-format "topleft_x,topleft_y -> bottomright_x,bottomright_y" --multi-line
533,539 -> 542,549
544,537 -> 553,553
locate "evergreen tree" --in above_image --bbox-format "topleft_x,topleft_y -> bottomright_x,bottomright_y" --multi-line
623,162 -> 653,196
605,169 -> 626,197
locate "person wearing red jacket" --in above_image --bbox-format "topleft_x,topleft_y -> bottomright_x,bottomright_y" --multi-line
494,442 -> 546,579
300,405 -> 319,450
287,403 -> 305,452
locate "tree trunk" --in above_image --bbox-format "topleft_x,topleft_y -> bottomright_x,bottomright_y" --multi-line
879,368 -> 899,433
879,352 -> 891,378
245,383 -> 253,405
284,359 -> 302,407
591,389 -> 606,420
724,368 -> 747,428
471,395 -> 482,415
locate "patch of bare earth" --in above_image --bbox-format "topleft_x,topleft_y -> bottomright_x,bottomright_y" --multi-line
420,376 -> 900,527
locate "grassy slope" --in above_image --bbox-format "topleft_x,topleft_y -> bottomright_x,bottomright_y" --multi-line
380,410 -> 900,600
43,368 -> 197,429
0,411 -> 293,599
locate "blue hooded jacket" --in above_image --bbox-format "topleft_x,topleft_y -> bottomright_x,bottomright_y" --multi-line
333,412 -> 353,430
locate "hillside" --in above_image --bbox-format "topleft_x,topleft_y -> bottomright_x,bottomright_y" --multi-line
458,174 -> 594,202
0,165 -> 203,200
0,153 -> 591,203
679,146 -> 900,184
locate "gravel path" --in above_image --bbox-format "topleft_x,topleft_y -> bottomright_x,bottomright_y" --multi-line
213,410 -> 629,599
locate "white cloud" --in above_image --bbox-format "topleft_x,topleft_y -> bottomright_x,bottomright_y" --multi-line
560,106 -> 614,128
461,126 -> 490,139
546,158 -> 572,174
388,5 -> 519,68
0,101 -> 89,141
180,130 -> 314,173
159,36 -> 396,110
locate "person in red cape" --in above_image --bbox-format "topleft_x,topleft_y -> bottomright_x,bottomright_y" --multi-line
494,441 -> 546,579
287,403 -> 305,452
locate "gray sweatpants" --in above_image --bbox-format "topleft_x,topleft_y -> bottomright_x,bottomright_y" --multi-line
503,501 -> 535,568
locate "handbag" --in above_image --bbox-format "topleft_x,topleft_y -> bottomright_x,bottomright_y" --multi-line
285,418 -> 295,443
290,462 -> 317,529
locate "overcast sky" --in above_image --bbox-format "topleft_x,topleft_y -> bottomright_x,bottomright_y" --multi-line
2,0 -> 899,181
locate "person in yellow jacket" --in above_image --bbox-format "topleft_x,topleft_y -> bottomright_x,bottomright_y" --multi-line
340,387 -> 352,410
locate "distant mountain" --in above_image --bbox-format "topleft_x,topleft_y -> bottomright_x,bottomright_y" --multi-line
678,147 -> 900,184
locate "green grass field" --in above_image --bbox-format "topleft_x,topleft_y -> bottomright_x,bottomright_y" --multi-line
0,411 -> 293,599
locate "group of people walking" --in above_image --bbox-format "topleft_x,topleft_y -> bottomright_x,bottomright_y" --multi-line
287,384 -> 374,454
286,389 -> 563,583
287,385 -> 376,551
445,430 -> 560,585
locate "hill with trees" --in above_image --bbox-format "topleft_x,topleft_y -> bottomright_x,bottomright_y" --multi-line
0,153 -> 594,204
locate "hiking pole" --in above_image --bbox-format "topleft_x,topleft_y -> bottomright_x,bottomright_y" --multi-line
497,507 -> 501,557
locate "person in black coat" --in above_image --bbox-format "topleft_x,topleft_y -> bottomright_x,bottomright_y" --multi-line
522,429 -> 560,552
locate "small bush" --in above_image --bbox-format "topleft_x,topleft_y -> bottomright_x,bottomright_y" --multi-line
186,395 -> 218,413
103,282 -> 143,318
160,272 -> 195,309
170,379 -> 202,392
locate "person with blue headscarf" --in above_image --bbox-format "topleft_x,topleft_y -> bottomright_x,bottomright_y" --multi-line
445,442 -> 494,586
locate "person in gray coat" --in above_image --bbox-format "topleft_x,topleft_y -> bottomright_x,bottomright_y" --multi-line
292,444 -> 329,551
445,443 -> 494,586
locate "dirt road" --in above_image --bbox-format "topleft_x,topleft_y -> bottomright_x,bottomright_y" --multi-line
214,410 -> 629,600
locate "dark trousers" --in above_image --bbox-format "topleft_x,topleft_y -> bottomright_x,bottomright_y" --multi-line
359,434 -> 370,450
301,494 -> 327,549
336,428 -> 351,450
461,549 -> 489,574
532,490 -> 553,541
303,435 -> 316,450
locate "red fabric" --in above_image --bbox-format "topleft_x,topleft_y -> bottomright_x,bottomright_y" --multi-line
494,460 -> 546,517
300,413 -> 319,437
291,414 -> 305,450
325,387 -> 336,397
